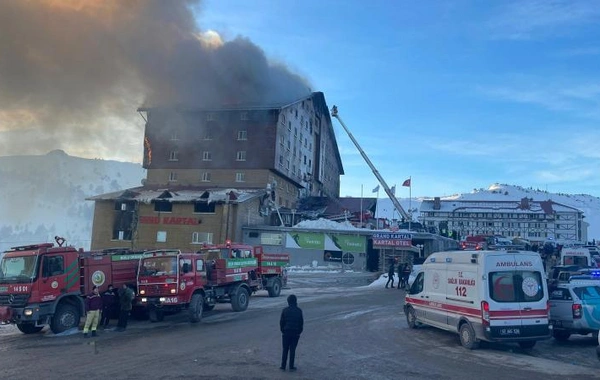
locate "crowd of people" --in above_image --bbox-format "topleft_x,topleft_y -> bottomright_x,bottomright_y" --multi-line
82,283 -> 135,337
384,259 -> 412,290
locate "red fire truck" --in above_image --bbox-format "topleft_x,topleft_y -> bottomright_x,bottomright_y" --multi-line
0,238 -> 144,334
137,242 -> 289,322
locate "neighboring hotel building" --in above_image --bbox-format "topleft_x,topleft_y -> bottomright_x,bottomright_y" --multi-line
419,197 -> 588,244
88,92 -> 344,251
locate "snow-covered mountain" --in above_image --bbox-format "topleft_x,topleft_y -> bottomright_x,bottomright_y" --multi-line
376,183 -> 600,241
0,150 -> 146,252
1,151 -> 599,252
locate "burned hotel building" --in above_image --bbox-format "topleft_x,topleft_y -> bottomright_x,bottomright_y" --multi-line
88,92 -> 344,251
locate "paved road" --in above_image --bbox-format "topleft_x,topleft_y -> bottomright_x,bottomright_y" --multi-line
0,272 -> 598,379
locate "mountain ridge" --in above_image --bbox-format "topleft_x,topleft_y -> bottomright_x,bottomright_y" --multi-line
0,153 -> 598,251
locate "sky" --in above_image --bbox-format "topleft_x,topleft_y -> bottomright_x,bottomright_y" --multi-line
2,1 -> 600,199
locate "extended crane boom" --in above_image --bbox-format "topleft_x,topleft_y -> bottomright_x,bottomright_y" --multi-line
331,106 -> 410,222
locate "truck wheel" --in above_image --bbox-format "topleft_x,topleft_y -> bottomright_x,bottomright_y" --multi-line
406,307 -> 419,329
459,322 -> 479,349
267,278 -> 282,297
553,330 -> 571,342
149,308 -> 164,323
518,341 -> 536,349
189,293 -> 204,323
16,323 -> 43,334
50,304 -> 80,334
231,287 -> 249,312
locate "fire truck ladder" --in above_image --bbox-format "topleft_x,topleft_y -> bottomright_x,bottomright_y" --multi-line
330,105 -> 410,222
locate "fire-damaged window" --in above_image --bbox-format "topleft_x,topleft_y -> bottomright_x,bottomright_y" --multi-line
236,151 -> 246,161
169,150 -> 179,161
154,201 -> 172,213
194,201 -> 216,213
237,130 -> 247,140
114,201 -> 135,211
192,232 -> 213,244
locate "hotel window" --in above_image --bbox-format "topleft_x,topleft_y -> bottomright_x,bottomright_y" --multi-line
194,202 -> 215,213
192,232 -> 213,244
169,171 -> 177,182
236,151 -> 246,161
201,172 -> 211,182
240,112 -> 249,121
235,172 -> 245,182
169,150 -> 179,161
154,201 -> 172,212
237,130 -> 247,140
156,231 -> 167,243
203,151 -> 212,161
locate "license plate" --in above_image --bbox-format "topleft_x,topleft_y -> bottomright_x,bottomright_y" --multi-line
500,328 -> 521,336
551,320 -> 563,327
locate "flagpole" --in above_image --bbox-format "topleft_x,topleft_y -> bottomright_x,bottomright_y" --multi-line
408,176 -> 412,232
376,187 -> 379,229
360,184 -> 363,227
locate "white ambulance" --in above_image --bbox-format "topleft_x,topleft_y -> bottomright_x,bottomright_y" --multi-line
561,247 -> 593,267
404,250 -> 551,349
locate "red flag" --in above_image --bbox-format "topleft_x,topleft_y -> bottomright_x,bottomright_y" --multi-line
402,178 -> 411,187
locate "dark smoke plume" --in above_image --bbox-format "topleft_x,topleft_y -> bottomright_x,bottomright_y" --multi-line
0,0 -> 311,161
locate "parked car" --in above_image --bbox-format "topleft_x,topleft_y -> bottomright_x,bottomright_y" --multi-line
548,275 -> 600,342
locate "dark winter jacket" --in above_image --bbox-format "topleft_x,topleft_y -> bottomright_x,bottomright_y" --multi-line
280,305 -> 304,336
119,286 -> 135,311
388,263 -> 395,276
85,294 -> 103,312
101,289 -> 118,311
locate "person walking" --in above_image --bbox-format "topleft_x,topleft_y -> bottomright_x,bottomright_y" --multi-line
82,285 -> 102,338
385,259 -> 396,289
100,284 -> 118,328
116,283 -> 134,332
280,294 -> 303,372
397,263 -> 406,289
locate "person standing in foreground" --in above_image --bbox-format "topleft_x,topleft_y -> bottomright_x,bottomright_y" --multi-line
82,286 -> 102,338
280,294 -> 303,372
116,283 -> 134,332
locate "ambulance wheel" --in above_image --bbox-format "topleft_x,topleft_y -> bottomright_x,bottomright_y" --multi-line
16,323 -> 43,334
50,304 -> 80,334
149,308 -> 164,323
553,330 -> 571,342
406,307 -> 419,329
459,322 -> 479,349
268,279 -> 282,297
231,287 -> 249,312
189,293 -> 204,323
518,341 -> 536,349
